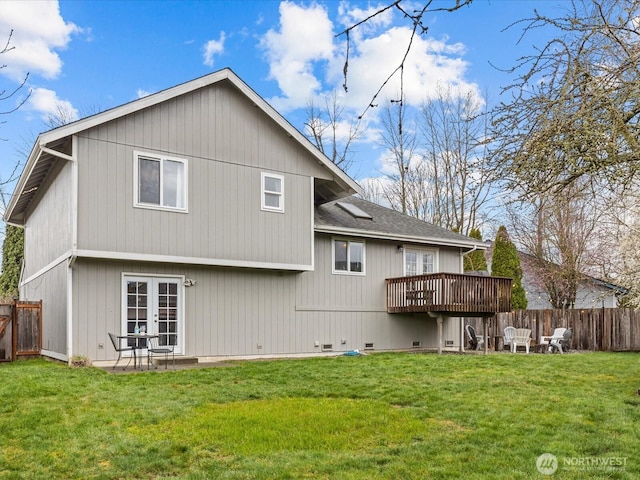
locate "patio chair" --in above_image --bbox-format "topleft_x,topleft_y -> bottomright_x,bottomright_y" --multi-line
108,332 -> 135,370
510,328 -> 532,354
465,324 -> 484,351
503,326 -> 516,350
549,328 -> 573,354
147,336 -> 175,369
540,328 -> 567,353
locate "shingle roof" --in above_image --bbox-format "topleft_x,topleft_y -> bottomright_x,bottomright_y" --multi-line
315,197 -> 485,249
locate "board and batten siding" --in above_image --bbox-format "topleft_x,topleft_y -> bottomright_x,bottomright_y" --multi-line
22,159 -> 73,279
74,80 -> 327,268
21,260 -> 67,358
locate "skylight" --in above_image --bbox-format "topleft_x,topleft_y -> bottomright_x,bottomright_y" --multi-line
336,201 -> 372,219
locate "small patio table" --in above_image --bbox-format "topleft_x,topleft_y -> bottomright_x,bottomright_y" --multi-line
126,334 -> 159,369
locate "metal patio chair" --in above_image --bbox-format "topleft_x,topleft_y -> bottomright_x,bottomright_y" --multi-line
108,332 -> 135,370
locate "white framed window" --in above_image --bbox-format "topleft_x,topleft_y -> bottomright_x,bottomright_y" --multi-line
261,172 -> 284,213
333,238 -> 365,275
404,248 -> 438,276
134,151 -> 188,212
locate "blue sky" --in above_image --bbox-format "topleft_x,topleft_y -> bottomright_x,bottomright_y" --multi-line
0,0 -> 566,211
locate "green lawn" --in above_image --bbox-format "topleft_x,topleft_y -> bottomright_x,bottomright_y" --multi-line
0,352 -> 638,479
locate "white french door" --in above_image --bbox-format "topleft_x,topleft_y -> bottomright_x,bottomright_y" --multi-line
122,275 -> 183,353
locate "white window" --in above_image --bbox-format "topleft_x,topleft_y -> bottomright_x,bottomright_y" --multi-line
134,151 -> 187,212
261,172 -> 284,212
404,248 -> 437,276
333,238 -> 365,275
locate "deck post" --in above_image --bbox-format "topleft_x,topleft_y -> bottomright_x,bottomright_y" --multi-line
437,316 -> 443,354
483,317 -> 489,355
460,317 -> 465,353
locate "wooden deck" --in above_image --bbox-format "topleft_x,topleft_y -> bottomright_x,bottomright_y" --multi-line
386,272 -> 512,317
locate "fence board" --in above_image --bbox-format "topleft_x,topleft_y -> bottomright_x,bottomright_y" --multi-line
466,308 -> 640,352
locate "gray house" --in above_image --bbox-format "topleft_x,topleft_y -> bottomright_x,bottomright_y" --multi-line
4,69 -> 508,365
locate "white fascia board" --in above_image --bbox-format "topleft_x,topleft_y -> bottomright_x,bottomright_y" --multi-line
314,225 -> 486,250
3,141 -> 43,223
74,249 -> 314,271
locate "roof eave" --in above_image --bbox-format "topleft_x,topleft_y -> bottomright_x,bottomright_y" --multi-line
3,141 -> 43,225
314,225 -> 487,249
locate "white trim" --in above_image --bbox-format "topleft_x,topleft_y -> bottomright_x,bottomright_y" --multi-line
315,225 -> 485,249
40,145 -> 74,163
21,251 -> 72,286
310,177 -> 315,271
41,349 -> 68,362
331,237 -> 366,276
403,247 -> 439,276
133,150 -> 189,213
261,172 -> 284,213
121,274 -> 185,355
75,249 -> 313,271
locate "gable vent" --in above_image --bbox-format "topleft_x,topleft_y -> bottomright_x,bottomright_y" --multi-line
336,201 -> 372,219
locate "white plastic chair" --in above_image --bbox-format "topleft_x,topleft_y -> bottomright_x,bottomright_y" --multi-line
465,325 -> 484,351
540,328 -> 566,352
549,328 -> 573,354
510,328 -> 532,354
503,326 -> 516,350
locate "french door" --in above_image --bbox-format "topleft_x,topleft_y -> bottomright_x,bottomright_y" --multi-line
123,275 -> 183,353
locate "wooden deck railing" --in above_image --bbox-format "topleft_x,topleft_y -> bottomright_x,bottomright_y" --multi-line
386,273 -> 512,316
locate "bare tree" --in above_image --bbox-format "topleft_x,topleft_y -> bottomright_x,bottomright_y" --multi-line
377,97 -> 418,215
505,183 -> 603,309
418,86 -> 493,235
335,0 -> 473,118
490,0 -> 640,197
304,90 -> 362,173
0,30 -> 30,210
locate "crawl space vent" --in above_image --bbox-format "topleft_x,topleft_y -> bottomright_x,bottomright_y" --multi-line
412,341 -> 422,348
364,342 -> 375,350
445,340 -> 454,347
321,344 -> 333,351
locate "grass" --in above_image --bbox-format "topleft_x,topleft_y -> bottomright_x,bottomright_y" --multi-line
0,352 -> 638,479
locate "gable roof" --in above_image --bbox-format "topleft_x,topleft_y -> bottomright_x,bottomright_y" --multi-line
315,197 -> 486,249
4,68 -> 361,225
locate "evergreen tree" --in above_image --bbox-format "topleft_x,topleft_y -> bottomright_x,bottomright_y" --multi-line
464,228 -> 488,272
491,225 -> 527,309
0,225 -> 24,298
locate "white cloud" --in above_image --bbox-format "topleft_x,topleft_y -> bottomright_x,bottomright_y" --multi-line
203,31 -> 226,67
260,1 -> 335,112
261,1 -> 481,118
0,0 -> 80,82
27,87 -> 78,122
137,89 -> 152,99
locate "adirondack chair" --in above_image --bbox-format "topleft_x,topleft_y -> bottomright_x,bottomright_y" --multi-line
465,324 -> 484,351
503,326 -> 516,350
540,328 -> 567,353
549,328 -> 573,354
510,328 -> 532,354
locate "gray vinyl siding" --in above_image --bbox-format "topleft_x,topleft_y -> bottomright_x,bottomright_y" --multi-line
22,160 -> 73,278
75,81 -> 324,267
21,260 -> 67,357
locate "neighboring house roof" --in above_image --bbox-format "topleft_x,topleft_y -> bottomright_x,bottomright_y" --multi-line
315,197 -> 486,249
4,68 -> 361,225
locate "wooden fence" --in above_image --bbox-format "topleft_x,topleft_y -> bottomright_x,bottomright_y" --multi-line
466,308 -> 640,352
0,300 -> 42,361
